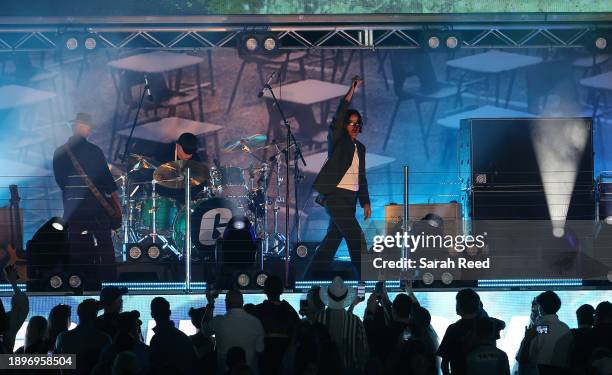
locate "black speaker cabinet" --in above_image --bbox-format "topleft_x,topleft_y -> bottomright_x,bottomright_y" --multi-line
459,117 -> 594,220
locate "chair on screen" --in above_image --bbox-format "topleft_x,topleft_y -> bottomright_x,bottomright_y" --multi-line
382,50 -> 467,156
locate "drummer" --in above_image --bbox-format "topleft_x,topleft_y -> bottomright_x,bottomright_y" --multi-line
172,132 -> 202,163
157,132 -> 206,204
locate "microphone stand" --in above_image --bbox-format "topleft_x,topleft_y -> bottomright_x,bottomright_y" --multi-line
121,83 -> 149,164
261,83 -> 306,285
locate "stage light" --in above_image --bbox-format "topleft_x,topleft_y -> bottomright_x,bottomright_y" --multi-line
239,33 -> 280,56
49,275 -> 63,289
68,274 -> 82,289
84,36 -> 97,50
236,272 -> 251,288
595,37 -> 607,50
129,245 -> 142,260
65,37 -> 78,51
51,218 -> 64,231
255,272 -> 268,288
147,245 -> 161,260
232,218 -> 246,230
446,36 -> 459,49
427,36 -> 441,49
295,244 -> 309,258
606,216 -> 612,225
263,37 -> 277,52
245,37 -> 258,51
422,272 -> 435,285
607,270 -> 612,283
441,272 -> 454,285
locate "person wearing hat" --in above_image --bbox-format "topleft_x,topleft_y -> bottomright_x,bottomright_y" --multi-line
52,112 -> 121,275
96,285 -> 128,339
157,132 -> 205,204
316,276 -> 369,374
55,298 -> 111,375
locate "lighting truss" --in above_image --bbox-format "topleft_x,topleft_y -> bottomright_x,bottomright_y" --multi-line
0,14 -> 609,52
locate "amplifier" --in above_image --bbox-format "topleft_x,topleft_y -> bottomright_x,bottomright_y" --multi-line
384,202 -> 462,236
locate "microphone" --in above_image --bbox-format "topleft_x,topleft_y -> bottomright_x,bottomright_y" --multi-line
143,74 -> 153,100
257,71 -> 277,98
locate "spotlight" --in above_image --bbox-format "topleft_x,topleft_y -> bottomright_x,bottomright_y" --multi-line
68,274 -> 82,289
239,33 -> 280,55
236,272 -> 251,288
128,245 -> 142,260
147,245 -> 161,260
295,244 -> 309,258
49,275 -> 63,289
84,36 -> 97,50
446,36 -> 459,49
441,272 -> 454,285
255,271 -> 268,288
263,37 -> 277,52
427,36 -> 441,49
606,216 -> 612,225
65,37 -> 78,51
51,220 -> 64,231
587,31 -> 610,52
245,37 -> 259,52
422,272 -> 435,285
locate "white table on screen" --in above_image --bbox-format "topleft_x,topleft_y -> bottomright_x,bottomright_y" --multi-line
117,117 -> 223,160
437,105 -> 534,130
580,71 -> 612,119
446,50 -> 542,108
0,84 -> 56,110
108,51 -> 206,121
263,79 -> 349,141
301,151 -> 395,175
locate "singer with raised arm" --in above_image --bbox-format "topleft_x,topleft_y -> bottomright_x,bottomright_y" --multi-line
309,76 -> 371,278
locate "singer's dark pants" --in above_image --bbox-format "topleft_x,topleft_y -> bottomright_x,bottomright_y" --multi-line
309,188 -> 366,277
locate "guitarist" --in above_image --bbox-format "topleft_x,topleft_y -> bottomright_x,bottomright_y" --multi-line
52,112 -> 121,274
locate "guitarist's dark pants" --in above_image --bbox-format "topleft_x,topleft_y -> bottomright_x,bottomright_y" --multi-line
67,216 -> 115,282
308,187 -> 366,278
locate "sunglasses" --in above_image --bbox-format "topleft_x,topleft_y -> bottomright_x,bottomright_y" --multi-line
346,121 -> 362,128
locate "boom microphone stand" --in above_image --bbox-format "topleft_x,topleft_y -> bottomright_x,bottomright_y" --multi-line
261,82 -> 306,284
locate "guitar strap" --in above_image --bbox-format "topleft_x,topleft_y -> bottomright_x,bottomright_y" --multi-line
63,144 -> 116,218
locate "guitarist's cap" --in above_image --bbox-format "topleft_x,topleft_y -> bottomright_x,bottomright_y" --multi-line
69,112 -> 96,128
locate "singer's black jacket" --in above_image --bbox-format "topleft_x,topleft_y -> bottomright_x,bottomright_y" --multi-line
312,98 -> 370,207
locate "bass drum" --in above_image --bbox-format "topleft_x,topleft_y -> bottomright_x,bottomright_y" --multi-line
173,198 -> 242,258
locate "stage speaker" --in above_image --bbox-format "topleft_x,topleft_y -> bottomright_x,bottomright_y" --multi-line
384,203 -> 462,236
459,117 -> 594,220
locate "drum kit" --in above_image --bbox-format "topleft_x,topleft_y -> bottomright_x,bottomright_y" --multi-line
112,134 -> 290,264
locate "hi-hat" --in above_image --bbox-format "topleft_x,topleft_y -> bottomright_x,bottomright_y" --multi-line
223,134 -> 267,152
153,160 -> 210,189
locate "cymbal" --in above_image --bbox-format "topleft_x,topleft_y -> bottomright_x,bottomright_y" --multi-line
153,160 -> 210,189
223,134 -> 267,152
127,154 -> 159,173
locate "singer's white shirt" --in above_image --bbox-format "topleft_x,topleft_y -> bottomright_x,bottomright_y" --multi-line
336,143 -> 359,191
